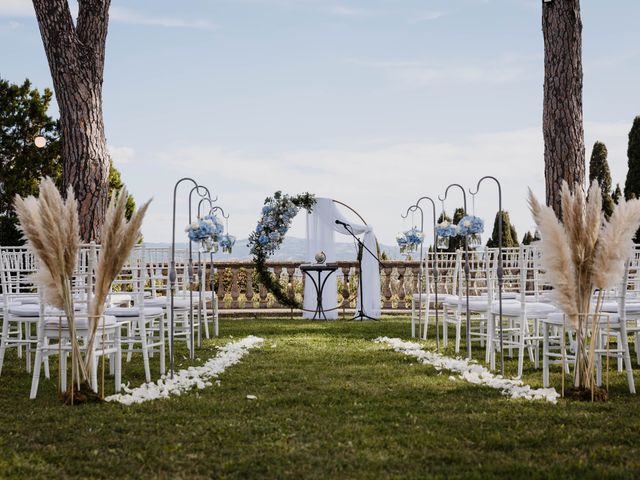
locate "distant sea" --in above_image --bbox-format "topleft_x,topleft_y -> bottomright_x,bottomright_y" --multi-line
147,236 -> 403,261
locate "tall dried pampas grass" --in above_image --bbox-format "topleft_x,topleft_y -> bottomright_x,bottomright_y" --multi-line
14,178 -> 88,388
529,180 -> 640,394
527,187 -> 578,324
85,191 -> 151,365
14,178 -> 152,403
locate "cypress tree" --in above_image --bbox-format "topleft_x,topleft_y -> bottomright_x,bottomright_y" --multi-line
486,211 -> 519,248
522,231 -> 534,245
612,183 -> 622,204
589,141 -> 614,217
624,116 -> 640,200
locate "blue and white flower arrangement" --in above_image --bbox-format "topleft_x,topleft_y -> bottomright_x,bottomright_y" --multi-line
457,215 -> 484,236
396,227 -> 424,254
219,233 -> 236,254
436,220 -> 459,238
250,193 -> 314,256
185,214 -> 225,252
247,191 -> 316,309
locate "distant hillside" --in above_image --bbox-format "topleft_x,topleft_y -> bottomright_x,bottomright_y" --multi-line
147,236 -> 402,261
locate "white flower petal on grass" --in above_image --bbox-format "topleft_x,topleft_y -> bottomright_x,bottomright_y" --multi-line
246,395 -> 257,400
107,336 -> 264,405
375,337 -> 559,404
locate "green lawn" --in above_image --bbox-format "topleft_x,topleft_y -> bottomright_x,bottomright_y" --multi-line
1,317 -> 639,479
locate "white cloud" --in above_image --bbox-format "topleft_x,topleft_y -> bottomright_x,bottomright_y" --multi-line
0,2 -> 214,30
141,128 -> 543,244
0,0 -> 33,17
347,58 -> 526,87
108,145 -> 135,165
325,5 -> 369,17
109,6 -> 215,30
135,121 -> 631,245
410,11 -> 447,23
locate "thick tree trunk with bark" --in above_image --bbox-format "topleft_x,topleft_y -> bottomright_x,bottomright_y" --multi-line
32,0 -> 111,241
542,0 -> 585,217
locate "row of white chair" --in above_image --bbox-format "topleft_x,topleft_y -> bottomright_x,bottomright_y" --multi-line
0,244 -> 219,398
411,246 -> 640,392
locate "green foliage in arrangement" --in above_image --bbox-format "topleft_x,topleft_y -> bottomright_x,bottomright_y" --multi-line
589,141 -> 614,218
248,191 -> 316,309
486,211 -> 519,248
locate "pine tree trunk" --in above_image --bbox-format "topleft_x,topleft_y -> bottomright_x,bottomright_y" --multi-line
32,0 -> 111,241
542,0 -> 585,216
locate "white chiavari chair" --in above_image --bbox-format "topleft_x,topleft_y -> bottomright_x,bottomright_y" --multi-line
105,245 -> 165,382
0,247 -> 40,374
29,244 -> 122,398
489,246 -> 558,377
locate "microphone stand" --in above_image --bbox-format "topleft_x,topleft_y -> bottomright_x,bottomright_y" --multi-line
336,221 -> 381,321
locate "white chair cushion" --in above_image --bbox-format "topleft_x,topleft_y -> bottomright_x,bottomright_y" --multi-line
490,301 -> 557,317
545,311 -> 620,326
8,304 -> 61,317
444,295 -> 487,306
411,293 -> 455,302
15,296 -> 39,305
104,306 -> 164,318
144,297 -> 190,309
468,298 -> 520,312
600,301 -> 640,314
44,315 -> 118,329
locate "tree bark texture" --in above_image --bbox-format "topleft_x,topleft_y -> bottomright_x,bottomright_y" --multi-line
542,0 -> 585,217
32,0 -> 111,241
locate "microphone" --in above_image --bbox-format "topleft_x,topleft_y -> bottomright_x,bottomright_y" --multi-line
335,220 -> 349,227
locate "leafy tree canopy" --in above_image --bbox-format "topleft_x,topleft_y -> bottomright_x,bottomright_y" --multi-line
1,77 -> 136,245
0,78 -> 61,245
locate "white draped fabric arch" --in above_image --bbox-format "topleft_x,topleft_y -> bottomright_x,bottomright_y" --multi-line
303,198 -> 381,319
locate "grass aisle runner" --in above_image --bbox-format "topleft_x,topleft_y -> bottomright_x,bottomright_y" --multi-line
1,318 -> 639,479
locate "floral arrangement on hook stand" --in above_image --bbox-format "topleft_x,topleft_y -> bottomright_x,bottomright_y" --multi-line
396,227 -> 424,254
186,214 -> 224,252
220,233 -> 236,254
457,215 -> 484,236
436,220 -> 459,238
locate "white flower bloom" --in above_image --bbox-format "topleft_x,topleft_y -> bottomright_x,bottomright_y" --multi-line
375,337 -> 560,404
463,220 -> 471,227
106,336 -> 264,405
190,221 -> 199,229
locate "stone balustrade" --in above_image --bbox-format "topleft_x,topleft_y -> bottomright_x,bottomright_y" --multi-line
190,260 -> 451,312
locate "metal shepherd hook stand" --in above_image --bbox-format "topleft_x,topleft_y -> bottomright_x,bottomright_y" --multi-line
469,176 -> 505,375
196,198 -> 227,346
207,205 -> 228,340
415,196 -> 440,351
187,185 -> 213,359
439,184 -> 471,360
169,178 -> 211,378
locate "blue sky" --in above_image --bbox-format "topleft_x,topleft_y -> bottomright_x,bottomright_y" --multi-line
1,0 -> 639,245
